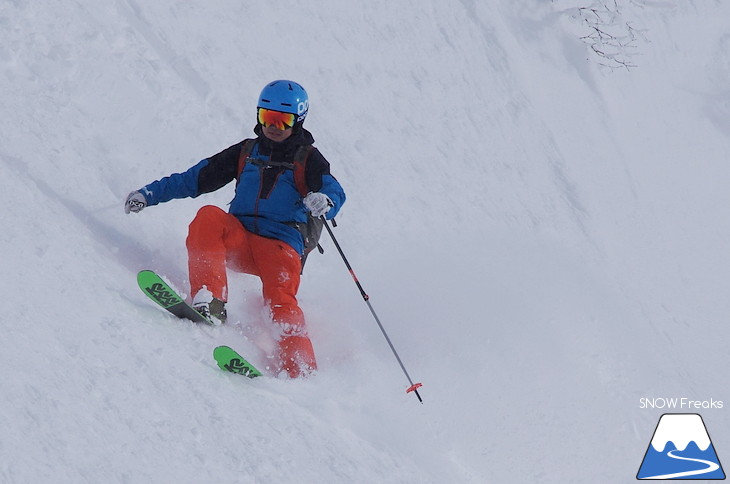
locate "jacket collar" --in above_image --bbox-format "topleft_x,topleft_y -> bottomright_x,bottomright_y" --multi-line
253,124 -> 314,154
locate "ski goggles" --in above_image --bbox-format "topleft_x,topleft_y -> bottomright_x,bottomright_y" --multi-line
257,108 -> 296,130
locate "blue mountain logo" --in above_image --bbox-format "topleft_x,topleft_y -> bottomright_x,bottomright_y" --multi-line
637,413 -> 725,480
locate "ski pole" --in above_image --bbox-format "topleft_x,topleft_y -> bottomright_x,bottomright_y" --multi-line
321,217 -> 423,403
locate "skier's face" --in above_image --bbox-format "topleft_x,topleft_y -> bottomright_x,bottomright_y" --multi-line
262,124 -> 294,143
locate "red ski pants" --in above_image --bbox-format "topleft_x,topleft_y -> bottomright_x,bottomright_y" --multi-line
186,205 -> 305,328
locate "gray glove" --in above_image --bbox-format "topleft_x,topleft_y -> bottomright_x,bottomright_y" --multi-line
124,191 -> 147,214
303,192 -> 333,218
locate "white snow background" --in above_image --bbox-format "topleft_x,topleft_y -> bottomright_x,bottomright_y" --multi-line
2,1 -> 730,482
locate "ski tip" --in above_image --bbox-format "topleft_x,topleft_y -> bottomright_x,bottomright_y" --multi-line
213,346 -> 262,378
136,269 -> 159,285
213,345 -> 234,367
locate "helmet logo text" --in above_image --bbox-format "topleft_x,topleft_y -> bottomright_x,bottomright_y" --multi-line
297,100 -> 309,116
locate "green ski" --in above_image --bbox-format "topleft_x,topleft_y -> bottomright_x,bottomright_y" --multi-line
214,345 -> 262,378
137,270 -> 213,325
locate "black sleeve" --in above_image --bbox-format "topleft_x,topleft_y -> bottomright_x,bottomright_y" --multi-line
305,148 -> 333,193
197,141 -> 244,195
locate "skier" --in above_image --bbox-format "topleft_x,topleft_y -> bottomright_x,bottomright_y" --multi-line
124,80 -> 346,378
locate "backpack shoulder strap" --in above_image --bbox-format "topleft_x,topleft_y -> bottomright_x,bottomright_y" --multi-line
292,145 -> 315,197
236,139 -> 258,183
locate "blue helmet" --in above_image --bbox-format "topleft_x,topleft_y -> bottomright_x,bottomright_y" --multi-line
257,80 -> 309,123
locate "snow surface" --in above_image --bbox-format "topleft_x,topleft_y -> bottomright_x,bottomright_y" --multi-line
2,1 -> 730,482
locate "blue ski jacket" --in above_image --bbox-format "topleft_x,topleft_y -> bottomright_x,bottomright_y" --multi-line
138,126 -> 346,255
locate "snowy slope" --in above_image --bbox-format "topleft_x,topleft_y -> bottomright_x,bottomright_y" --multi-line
2,1 -> 730,482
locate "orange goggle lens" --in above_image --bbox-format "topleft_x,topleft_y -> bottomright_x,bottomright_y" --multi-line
257,108 -> 296,130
